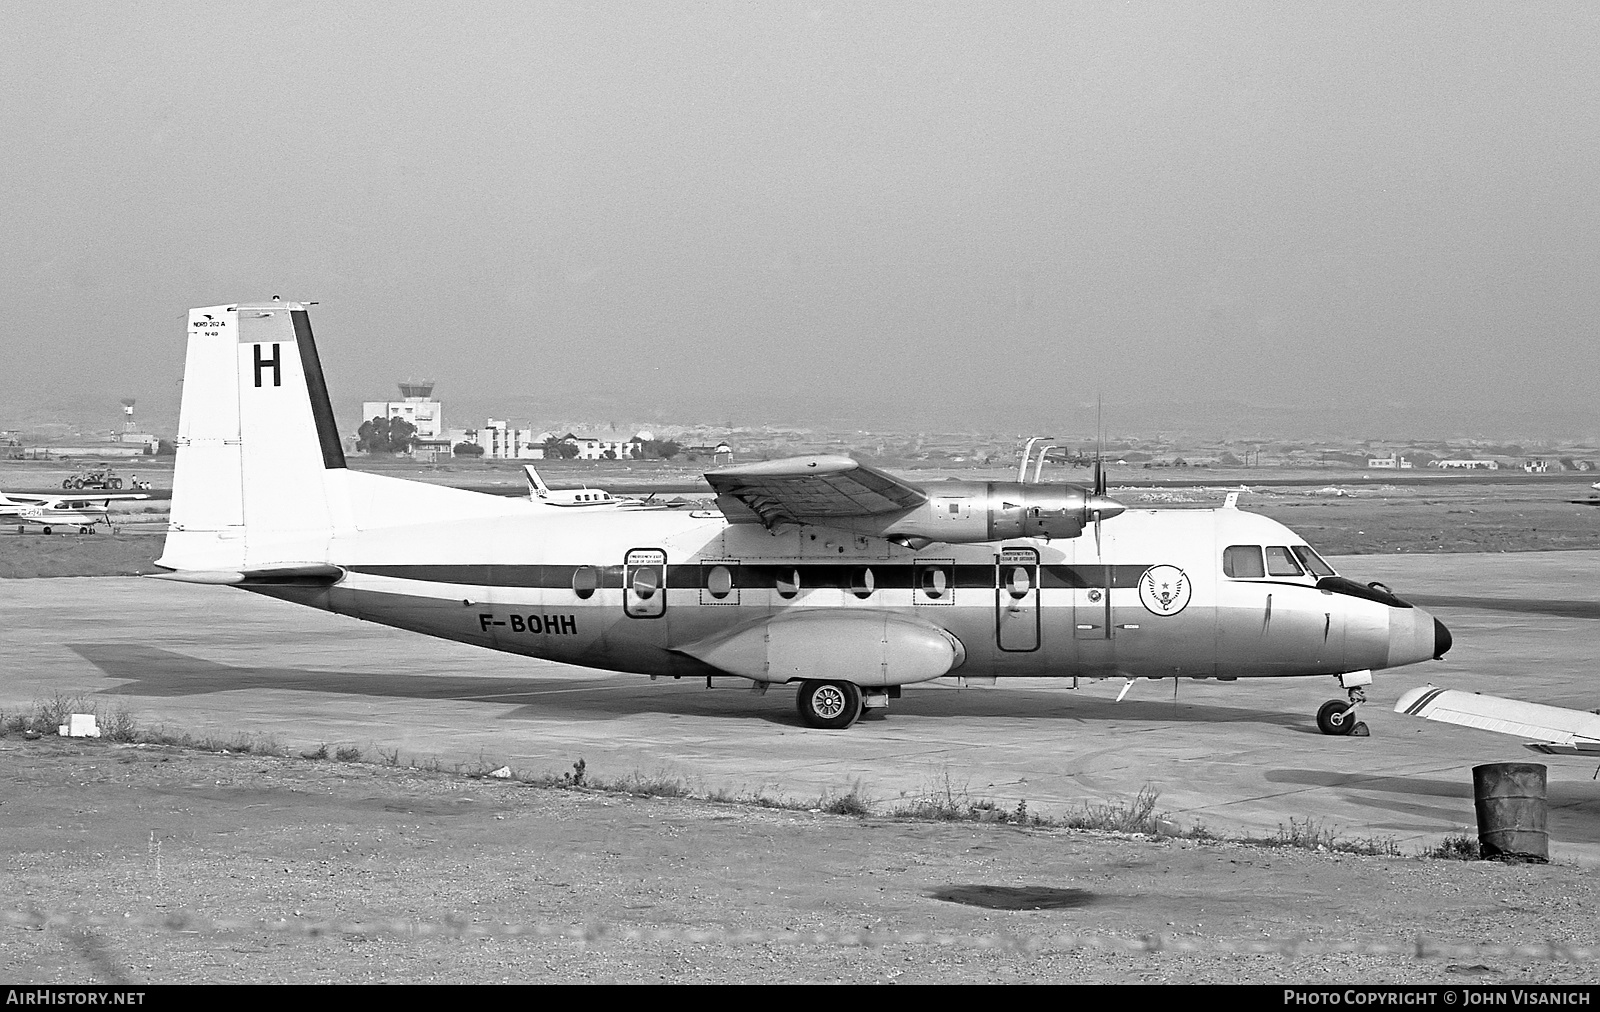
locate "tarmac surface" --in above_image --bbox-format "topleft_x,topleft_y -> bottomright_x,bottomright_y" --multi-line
3,550 -> 1597,862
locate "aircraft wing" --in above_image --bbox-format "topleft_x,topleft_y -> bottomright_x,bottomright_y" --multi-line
1395,686 -> 1600,755
704,455 -> 927,529
66,494 -> 151,504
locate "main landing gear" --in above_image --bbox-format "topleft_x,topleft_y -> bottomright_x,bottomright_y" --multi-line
794,681 -> 898,729
1316,686 -> 1370,737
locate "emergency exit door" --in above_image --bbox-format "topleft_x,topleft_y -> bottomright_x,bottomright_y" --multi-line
624,548 -> 666,618
996,547 -> 1039,651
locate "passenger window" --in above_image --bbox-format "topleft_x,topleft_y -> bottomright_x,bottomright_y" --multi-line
1265,546 -> 1305,577
572,566 -> 599,600
849,567 -> 875,599
631,566 -> 661,600
775,569 -> 800,600
1223,545 -> 1265,579
921,567 -> 949,599
1003,566 -> 1031,600
705,565 -> 733,600
1291,545 -> 1335,577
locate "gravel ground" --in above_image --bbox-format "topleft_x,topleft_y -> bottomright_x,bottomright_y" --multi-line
2,737 -> 1597,985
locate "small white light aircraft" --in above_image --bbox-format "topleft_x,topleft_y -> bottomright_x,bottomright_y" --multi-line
522,465 -> 623,507
1,492 -> 150,534
151,301 -> 1452,731
1396,686 -> 1600,755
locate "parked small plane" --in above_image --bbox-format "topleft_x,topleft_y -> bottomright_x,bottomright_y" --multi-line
522,465 -> 624,507
1,492 -> 150,534
1396,686 -> 1600,755
152,301 -> 1452,731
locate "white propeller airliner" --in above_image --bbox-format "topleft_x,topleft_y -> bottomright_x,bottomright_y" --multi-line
152,301 -> 1451,731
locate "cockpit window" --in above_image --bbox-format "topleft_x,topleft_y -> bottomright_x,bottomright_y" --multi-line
1223,545 -> 1265,579
1265,546 -> 1305,577
1291,545 -> 1335,578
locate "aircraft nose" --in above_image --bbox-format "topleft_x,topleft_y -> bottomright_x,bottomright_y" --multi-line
1387,606 -> 1446,669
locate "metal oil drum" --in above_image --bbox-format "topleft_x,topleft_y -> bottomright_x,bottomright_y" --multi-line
1472,763 -> 1549,863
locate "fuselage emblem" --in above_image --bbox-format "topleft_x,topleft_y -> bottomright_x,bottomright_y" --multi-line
1139,565 -> 1191,616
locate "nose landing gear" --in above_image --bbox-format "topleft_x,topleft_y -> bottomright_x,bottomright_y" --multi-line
1316,686 -> 1370,737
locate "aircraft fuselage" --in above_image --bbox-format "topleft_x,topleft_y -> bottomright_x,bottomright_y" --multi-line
246,500 -> 1441,685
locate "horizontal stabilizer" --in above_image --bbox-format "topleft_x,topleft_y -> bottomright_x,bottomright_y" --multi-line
1395,686 -> 1600,754
146,564 -> 345,586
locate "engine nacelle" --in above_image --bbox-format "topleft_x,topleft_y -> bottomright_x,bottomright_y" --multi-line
825,481 -> 1125,546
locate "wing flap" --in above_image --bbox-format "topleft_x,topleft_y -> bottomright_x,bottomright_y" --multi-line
1395,686 -> 1600,753
705,455 -> 927,528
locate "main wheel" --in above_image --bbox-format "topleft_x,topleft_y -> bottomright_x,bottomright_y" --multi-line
1317,699 -> 1357,736
41,526 -> 52,535
61,479 -> 72,490
796,680 -> 864,729
109,478 -> 122,489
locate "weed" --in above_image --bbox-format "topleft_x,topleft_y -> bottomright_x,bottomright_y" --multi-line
1245,817 -> 1403,857
606,770 -> 690,798
300,743 -> 329,760
1063,785 -> 1166,835
892,768 -> 979,821
818,782 -> 873,816
1425,833 -> 1481,861
334,746 -> 362,762
378,747 -> 401,766
561,757 -> 587,787
100,706 -> 137,743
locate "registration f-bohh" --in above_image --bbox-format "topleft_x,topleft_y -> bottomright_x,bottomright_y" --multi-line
153,301 -> 1452,731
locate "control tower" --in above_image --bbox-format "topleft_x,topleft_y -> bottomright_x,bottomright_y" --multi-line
362,380 -> 443,440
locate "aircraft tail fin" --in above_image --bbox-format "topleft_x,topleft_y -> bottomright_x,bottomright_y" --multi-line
160,301 -> 347,572
523,464 -> 551,499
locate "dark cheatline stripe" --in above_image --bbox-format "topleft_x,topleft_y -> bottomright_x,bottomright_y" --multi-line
348,561 -> 1162,592
292,309 -> 347,471
1408,595 -> 1600,621
1404,687 -> 1449,716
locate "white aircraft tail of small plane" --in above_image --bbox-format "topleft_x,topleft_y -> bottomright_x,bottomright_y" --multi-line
154,300 -> 1452,730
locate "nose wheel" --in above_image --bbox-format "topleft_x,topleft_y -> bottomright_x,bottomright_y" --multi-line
1316,687 -> 1370,737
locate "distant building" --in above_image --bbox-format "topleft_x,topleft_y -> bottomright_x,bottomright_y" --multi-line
1365,455 -> 1413,469
450,420 -> 546,459
562,434 -> 637,460
684,442 -> 734,464
363,381 -> 444,443
1523,458 -> 1564,473
1433,459 -> 1499,470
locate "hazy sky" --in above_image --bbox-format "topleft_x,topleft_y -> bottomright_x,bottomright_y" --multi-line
3,2 -> 1597,438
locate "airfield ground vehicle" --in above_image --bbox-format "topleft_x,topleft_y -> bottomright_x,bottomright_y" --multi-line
61,467 -> 150,491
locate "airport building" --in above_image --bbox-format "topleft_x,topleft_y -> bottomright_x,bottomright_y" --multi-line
1365,455 -> 1413,469
1432,459 -> 1499,470
362,381 -> 445,441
